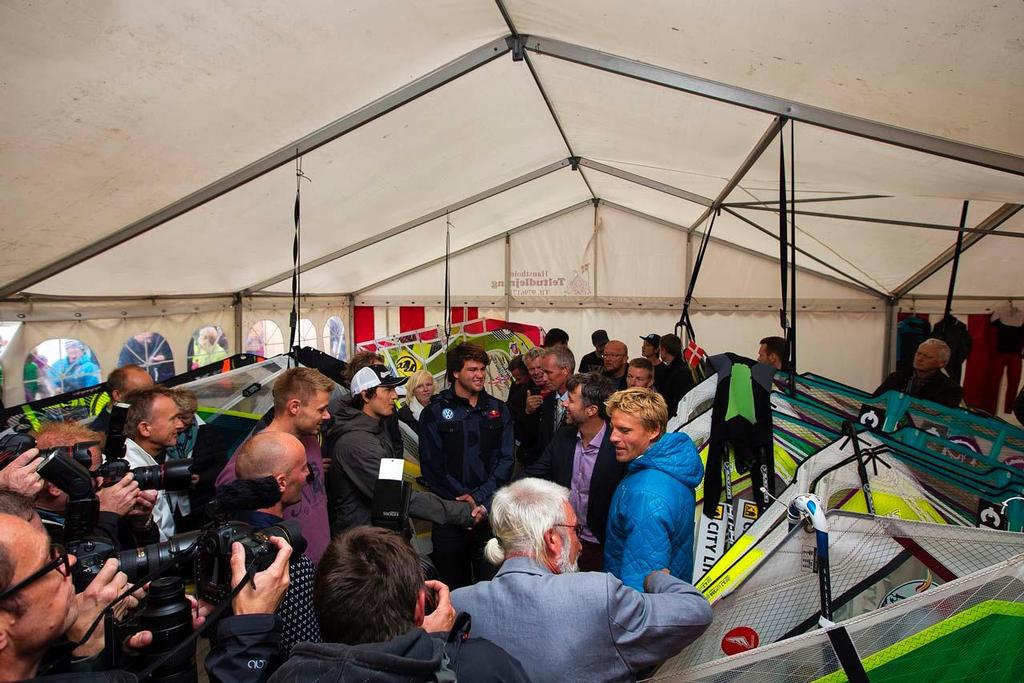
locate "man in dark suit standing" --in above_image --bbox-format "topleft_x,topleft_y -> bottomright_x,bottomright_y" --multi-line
526,372 -> 625,571
537,346 -> 575,453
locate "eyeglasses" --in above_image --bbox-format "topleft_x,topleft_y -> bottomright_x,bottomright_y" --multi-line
0,543 -> 71,602
554,523 -> 584,538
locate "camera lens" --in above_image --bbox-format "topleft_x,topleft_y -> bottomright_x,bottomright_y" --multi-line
159,459 -> 194,492
135,576 -> 196,683
130,465 -> 164,490
117,531 -> 201,583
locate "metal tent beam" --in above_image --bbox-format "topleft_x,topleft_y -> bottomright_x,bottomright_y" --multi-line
353,199 -> 593,294
0,36 -> 513,299
523,36 -> 1024,177
721,207 -> 889,297
600,200 -> 885,298
689,117 -> 786,232
892,203 -> 1023,298
494,1 -> 597,201
733,205 -> 1024,237
577,158 -> 713,207
244,158 -> 573,293
726,194 -> 890,207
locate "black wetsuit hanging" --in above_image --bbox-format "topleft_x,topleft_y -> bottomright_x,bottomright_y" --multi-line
704,353 -> 777,519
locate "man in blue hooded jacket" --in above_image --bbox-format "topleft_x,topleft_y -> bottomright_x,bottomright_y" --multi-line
604,387 -> 704,591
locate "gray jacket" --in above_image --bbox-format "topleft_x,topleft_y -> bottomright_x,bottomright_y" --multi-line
327,399 -> 474,534
450,557 -> 712,683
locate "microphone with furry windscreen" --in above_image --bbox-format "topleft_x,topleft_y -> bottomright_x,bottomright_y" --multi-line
206,476 -> 281,521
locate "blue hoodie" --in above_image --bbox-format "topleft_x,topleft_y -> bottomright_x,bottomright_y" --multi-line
604,432 -> 704,591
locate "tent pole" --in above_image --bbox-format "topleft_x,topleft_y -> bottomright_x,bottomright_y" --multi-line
882,299 -> 897,381
891,203 -> 1022,298
504,233 -> 512,322
352,200 -> 592,295
601,200 -> 884,299
733,205 -> 1024,238
232,293 -> 244,353
0,37 -> 514,299
244,159 -> 573,293
578,158 -> 713,207
523,36 -> 1024,176
689,117 -> 785,232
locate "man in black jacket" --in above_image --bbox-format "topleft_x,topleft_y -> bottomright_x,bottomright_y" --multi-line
537,346 -> 576,454
327,365 -> 477,535
525,372 -> 625,571
874,338 -> 963,408
0,509 -> 293,683
269,526 -> 530,683
658,334 -> 695,419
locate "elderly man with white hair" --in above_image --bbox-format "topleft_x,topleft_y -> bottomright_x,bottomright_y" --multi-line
450,478 -> 711,683
874,338 -> 963,407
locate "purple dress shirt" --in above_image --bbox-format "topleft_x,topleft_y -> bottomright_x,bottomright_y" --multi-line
569,423 -> 607,544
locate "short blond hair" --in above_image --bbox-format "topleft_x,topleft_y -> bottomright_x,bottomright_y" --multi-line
33,421 -> 102,450
272,367 -> 335,412
605,387 -> 668,435
406,369 -> 435,400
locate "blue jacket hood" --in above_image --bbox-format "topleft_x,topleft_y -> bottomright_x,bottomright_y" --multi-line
628,431 -> 703,488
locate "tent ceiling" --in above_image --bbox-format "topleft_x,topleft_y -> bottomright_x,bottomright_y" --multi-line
264,166 -> 591,294
528,52 -> 778,200
29,55 -> 569,296
0,0 -> 509,289
908,210 -> 1024,298
508,0 -> 1024,155
3,2 -> 1023,301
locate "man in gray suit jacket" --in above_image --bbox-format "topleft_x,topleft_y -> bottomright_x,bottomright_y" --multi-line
450,478 -> 712,683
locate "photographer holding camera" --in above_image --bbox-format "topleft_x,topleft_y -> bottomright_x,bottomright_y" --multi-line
0,505 -> 293,682
230,431 -> 321,659
32,422 -> 157,547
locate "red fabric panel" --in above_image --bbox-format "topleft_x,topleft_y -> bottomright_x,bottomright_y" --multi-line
353,306 -> 375,344
963,313 -> 995,409
467,307 -> 479,320
450,307 -> 465,324
399,306 -> 425,332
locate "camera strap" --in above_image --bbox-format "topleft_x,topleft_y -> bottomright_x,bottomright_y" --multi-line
134,566 -> 256,682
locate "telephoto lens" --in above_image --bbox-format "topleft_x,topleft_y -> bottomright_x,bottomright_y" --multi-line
134,576 -> 196,683
117,531 -> 202,582
129,459 -> 194,491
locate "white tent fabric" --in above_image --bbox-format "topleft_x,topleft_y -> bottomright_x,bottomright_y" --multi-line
2,1 -> 1023,408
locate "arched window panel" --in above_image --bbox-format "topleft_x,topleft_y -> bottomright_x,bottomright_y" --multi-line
187,325 -> 229,370
118,331 -> 175,382
245,320 -> 285,358
25,338 -> 102,400
298,318 -> 318,349
322,316 -> 347,361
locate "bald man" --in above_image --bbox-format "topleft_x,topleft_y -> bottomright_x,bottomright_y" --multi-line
232,431 -> 321,656
235,431 -> 310,516
602,340 -> 629,391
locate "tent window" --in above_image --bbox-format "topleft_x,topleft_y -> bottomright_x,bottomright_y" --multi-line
298,318 -> 318,349
323,316 -> 346,361
187,325 -> 229,370
245,320 -> 285,358
25,338 -> 102,401
118,332 -> 175,382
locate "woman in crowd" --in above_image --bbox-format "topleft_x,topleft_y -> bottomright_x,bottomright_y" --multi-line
397,369 -> 435,431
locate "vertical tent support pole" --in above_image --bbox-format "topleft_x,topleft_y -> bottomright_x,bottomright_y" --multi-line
504,233 -> 512,322
882,299 -> 897,381
233,293 -> 243,353
345,300 -> 354,362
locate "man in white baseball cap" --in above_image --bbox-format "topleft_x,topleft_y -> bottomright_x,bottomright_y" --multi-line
327,365 -> 479,535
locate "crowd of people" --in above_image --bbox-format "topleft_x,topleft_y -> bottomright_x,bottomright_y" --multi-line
0,323 -> 977,682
